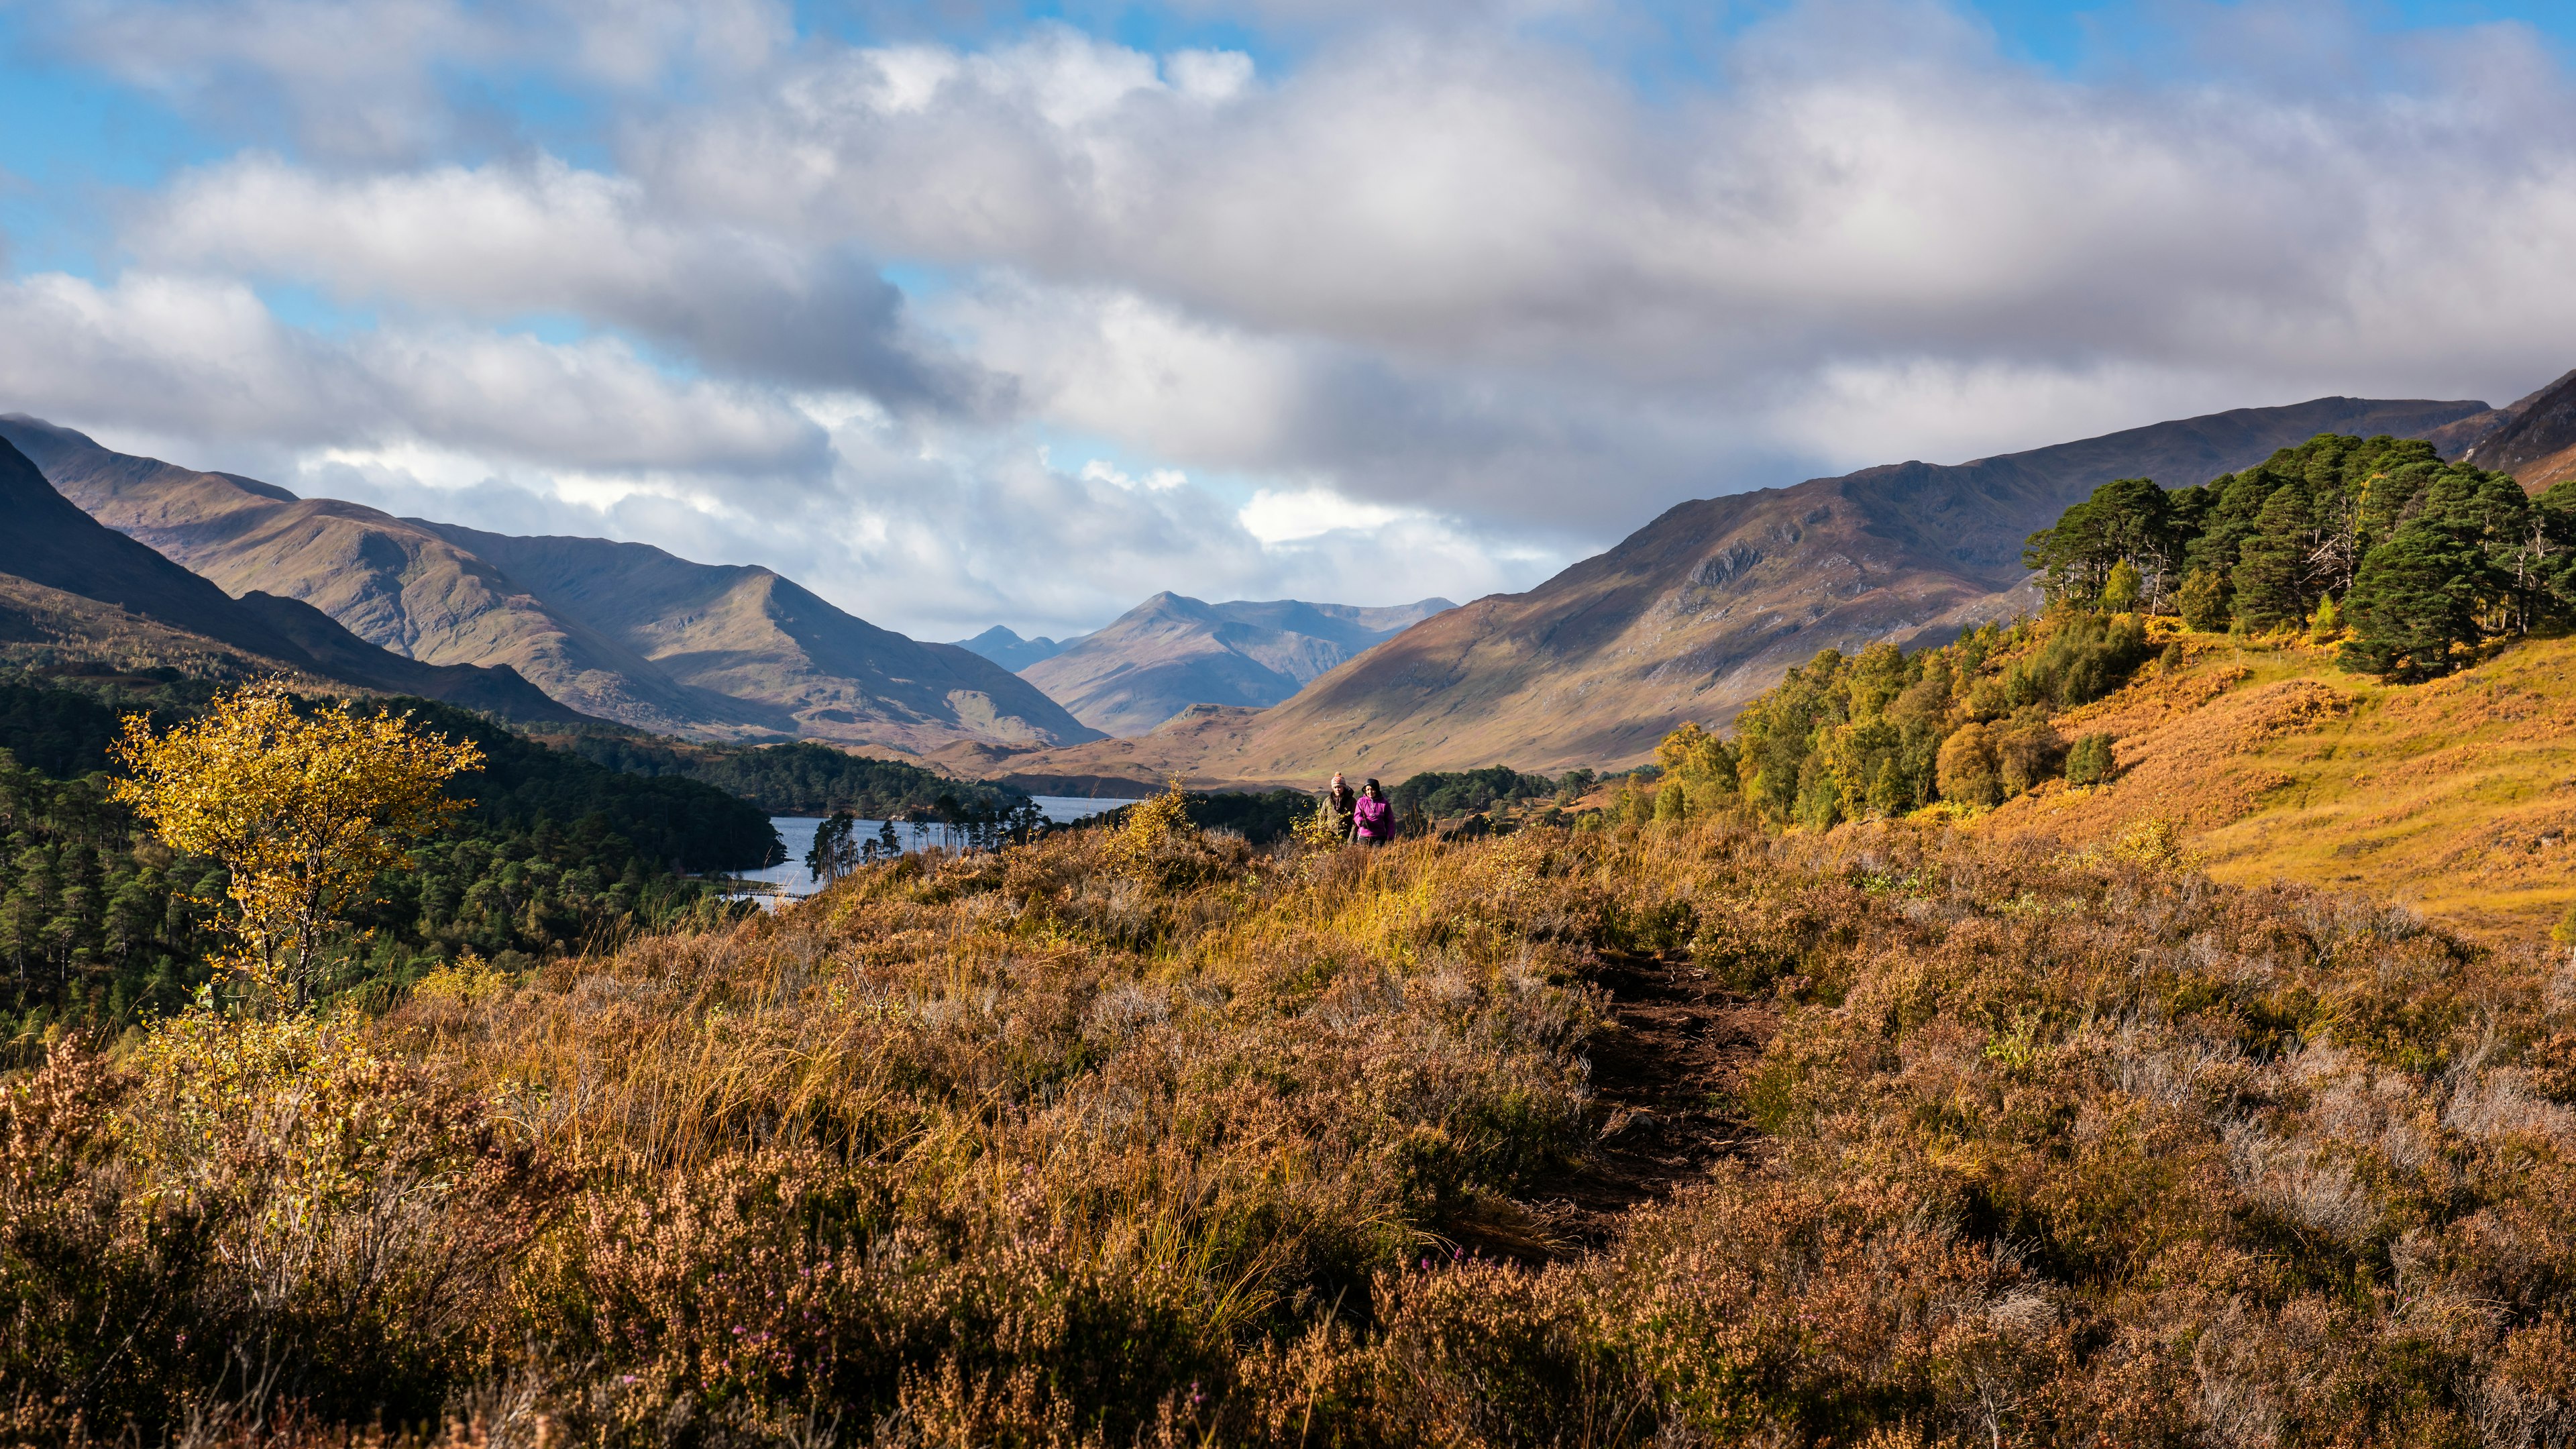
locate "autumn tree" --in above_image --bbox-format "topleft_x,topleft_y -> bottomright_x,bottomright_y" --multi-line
111,680 -> 482,1011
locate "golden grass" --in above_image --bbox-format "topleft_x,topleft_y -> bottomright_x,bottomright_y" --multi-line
13,810 -> 2576,1444
1983,629 -> 2576,945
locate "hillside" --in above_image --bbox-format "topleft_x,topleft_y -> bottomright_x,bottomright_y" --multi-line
419,523 -> 1098,753
0,415 -> 1099,751
956,393 -> 2496,786
2457,366 -> 2576,488
0,435 -> 579,720
1018,592 -> 1455,735
1984,629 -> 2576,944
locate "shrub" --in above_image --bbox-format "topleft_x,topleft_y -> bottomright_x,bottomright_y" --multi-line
2179,567 -> 2231,631
1935,724 -> 2002,808
2064,732 -> 2116,786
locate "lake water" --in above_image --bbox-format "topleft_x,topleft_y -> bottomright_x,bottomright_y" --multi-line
731,795 -> 1134,904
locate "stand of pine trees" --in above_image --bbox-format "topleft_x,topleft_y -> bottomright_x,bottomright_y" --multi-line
2024,433 -> 2576,680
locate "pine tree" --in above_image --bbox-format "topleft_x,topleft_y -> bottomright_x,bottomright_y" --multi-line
2342,525 -> 2483,680
2178,568 -> 2230,631
2231,486 -> 2316,633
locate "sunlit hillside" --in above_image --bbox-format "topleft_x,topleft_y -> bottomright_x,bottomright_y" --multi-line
1982,627 -> 2576,944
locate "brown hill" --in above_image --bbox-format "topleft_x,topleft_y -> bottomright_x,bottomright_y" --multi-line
1981,629 -> 2576,946
2456,368 -> 2576,489
1,433 -> 580,718
0,415 -> 1099,752
419,524 -> 1100,753
964,393 -> 2493,788
1018,593 -> 1455,736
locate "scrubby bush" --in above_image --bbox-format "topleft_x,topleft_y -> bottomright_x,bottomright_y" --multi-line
1935,723 -> 2002,807
2064,732 -> 2116,786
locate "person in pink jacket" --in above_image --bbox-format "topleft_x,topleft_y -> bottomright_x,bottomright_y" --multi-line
1351,777 -> 1395,846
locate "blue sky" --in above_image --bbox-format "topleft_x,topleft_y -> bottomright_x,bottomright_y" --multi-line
3,0 -> 2574,638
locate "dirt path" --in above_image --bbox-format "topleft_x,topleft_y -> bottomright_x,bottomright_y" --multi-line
1447,950 -> 1777,1262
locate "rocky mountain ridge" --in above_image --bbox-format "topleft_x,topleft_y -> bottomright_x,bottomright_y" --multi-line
0,433 -> 582,719
949,392 -> 2501,788
1018,592 -> 1455,737
0,415 -> 1099,754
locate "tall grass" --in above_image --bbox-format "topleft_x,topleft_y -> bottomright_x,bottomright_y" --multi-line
5,812 -> 2573,1446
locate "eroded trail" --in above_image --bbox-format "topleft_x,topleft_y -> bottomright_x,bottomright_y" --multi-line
1452,950 -> 1778,1262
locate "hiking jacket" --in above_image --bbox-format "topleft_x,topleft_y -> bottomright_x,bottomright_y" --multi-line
1353,796 -> 1394,839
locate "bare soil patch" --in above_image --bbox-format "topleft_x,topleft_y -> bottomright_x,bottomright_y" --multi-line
1448,949 -> 1776,1262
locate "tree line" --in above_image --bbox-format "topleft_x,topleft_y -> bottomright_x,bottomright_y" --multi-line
2024,431 -> 2576,680
1614,611 -> 2151,833
546,732 -> 1026,818
0,676 -> 779,1046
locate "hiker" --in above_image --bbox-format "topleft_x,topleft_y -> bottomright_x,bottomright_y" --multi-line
1327,771 -> 1358,841
1352,777 -> 1394,847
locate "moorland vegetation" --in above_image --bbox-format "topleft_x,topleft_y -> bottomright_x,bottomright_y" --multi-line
6,692 -> 2573,1446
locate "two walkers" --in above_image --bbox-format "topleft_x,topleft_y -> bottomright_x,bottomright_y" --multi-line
1326,771 -> 1395,846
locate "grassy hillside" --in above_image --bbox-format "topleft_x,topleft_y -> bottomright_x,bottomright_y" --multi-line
10,810 -> 2573,1443
1984,627 -> 2576,944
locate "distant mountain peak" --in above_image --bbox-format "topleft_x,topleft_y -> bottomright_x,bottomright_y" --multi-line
951,625 -> 1067,673
1018,593 -> 1458,736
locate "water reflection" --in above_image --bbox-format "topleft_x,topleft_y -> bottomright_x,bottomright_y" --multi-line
729,795 -> 1133,905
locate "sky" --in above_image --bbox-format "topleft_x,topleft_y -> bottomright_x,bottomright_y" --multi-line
3,0 -> 2574,641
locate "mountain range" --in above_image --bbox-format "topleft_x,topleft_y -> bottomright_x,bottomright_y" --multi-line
0,415 -> 1099,755
1,433 -> 581,719
943,389 -> 2530,790
951,627 -> 1067,672
1014,593 -> 1455,737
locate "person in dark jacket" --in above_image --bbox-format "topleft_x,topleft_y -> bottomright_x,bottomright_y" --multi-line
1352,777 -> 1394,846
1326,772 -> 1358,841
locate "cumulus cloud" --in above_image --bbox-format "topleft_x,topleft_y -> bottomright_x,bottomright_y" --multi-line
0,270 -> 829,474
10,0 -> 2576,640
140,156 -> 994,410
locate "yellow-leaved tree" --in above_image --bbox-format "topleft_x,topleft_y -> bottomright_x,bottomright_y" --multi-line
111,680 -> 482,1011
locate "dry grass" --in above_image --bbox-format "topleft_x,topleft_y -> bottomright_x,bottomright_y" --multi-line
1984,629 -> 2576,944
7,814 -> 2575,1446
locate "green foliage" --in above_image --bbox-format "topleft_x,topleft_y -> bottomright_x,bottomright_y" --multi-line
2178,566 -> 2231,631
0,680 -> 771,1043
0,749 -> 229,1043
2029,431 -> 2576,680
1388,765 -> 1560,822
1998,610 -> 2150,710
1720,615 -> 2151,825
2022,476 -> 2182,610
1078,788 -> 1321,846
2064,732 -> 2116,786
551,733 -> 1020,818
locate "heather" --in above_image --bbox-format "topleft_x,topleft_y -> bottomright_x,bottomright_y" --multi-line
8,802 -> 2574,1446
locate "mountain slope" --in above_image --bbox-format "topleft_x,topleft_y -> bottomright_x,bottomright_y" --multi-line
0,435 -> 580,719
2457,368 -> 2576,489
0,415 -> 1099,751
961,393 -> 2494,786
1982,631 -> 2576,946
0,413 -> 726,730
1019,593 -> 1456,736
419,524 -> 1099,753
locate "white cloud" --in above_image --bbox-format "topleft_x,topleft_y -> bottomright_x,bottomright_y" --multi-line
13,0 -> 2576,643
1079,459 -> 1189,492
1238,487 -> 1409,543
